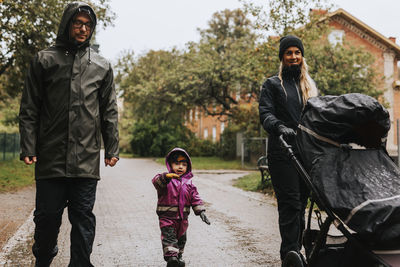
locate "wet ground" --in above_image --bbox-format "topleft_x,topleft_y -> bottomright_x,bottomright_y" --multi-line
0,186 -> 35,251
0,157 -> 281,266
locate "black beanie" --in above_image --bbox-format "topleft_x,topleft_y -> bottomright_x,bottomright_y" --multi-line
279,35 -> 304,61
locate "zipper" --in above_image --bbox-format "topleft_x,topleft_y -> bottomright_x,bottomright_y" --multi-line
177,179 -> 181,219
293,77 -> 302,105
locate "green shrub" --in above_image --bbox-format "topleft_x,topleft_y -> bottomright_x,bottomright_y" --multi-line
186,138 -> 218,157
233,171 -> 274,195
130,120 -> 191,157
0,159 -> 35,192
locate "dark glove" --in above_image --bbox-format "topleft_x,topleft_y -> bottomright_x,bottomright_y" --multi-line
200,211 -> 211,225
278,125 -> 296,139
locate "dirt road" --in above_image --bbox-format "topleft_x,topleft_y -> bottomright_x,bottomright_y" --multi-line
0,157 -> 281,266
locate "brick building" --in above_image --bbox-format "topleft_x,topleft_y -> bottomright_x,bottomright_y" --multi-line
185,106 -> 228,142
186,8 -> 400,152
324,8 -> 400,152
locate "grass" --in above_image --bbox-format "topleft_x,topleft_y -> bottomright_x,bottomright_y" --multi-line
0,152 -> 20,161
232,171 -> 274,195
234,172 -> 314,209
0,158 -> 35,192
155,156 -> 245,170
119,152 -> 134,158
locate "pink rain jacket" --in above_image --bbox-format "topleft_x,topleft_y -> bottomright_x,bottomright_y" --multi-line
152,148 -> 205,224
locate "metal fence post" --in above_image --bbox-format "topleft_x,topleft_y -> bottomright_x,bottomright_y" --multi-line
13,133 -> 16,158
3,132 -> 6,161
241,139 -> 244,169
397,119 -> 400,167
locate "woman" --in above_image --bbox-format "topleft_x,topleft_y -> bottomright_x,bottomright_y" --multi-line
258,35 -> 318,261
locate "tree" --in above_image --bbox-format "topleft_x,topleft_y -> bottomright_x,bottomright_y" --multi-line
242,0 -> 329,35
120,49 -> 189,121
0,0 -> 115,130
118,49 -> 194,156
181,9 -> 262,117
307,40 -> 383,99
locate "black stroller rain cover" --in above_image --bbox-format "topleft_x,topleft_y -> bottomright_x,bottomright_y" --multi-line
296,93 -> 400,246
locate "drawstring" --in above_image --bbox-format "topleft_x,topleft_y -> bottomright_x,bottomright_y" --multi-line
88,46 -> 91,64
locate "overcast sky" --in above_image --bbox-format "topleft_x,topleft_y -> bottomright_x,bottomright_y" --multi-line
96,0 -> 400,62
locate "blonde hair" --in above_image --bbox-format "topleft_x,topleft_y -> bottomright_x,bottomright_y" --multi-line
278,58 -> 318,105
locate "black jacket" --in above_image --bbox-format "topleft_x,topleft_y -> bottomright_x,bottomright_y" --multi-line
259,75 -> 304,159
19,2 -> 119,179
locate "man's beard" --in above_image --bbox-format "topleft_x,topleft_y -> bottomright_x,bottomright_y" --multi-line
282,64 -> 301,80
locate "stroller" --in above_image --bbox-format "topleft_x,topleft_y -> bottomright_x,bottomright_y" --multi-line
280,93 -> 400,267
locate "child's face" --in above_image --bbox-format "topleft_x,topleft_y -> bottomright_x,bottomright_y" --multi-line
171,161 -> 188,177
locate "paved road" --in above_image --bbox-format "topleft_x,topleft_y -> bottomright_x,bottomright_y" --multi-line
1,157 -> 281,266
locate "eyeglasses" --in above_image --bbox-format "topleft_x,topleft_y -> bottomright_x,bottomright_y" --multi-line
72,20 -> 93,30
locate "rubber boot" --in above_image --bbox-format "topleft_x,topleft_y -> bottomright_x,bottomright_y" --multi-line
34,258 -> 54,267
166,256 -> 180,267
34,246 -> 57,267
178,254 -> 185,267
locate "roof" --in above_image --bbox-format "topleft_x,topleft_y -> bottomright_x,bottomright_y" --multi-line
324,8 -> 400,58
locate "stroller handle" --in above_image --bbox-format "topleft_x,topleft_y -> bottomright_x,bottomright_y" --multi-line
278,135 -> 287,147
278,135 -> 295,159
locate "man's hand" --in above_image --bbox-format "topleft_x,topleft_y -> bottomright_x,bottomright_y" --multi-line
23,156 -> 37,165
200,211 -> 211,225
105,157 -> 118,167
165,173 -> 180,179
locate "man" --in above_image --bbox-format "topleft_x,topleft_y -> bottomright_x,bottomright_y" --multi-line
258,35 -> 318,262
19,2 -> 119,266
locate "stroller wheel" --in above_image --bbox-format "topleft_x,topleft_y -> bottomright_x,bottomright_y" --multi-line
282,251 -> 305,267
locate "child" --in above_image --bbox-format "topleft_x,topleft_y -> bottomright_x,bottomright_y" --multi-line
152,147 -> 211,267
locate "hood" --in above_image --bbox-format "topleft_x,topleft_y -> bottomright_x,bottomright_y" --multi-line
165,148 -> 193,179
55,2 -> 97,49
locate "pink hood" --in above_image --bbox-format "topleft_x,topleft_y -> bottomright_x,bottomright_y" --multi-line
165,147 -> 193,180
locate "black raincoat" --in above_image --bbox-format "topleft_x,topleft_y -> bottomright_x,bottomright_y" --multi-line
259,73 -> 310,260
19,2 -> 119,180
259,75 -> 304,159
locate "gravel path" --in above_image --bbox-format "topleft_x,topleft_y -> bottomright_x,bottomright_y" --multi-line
0,186 -> 35,250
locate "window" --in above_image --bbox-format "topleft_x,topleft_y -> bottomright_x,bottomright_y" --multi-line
221,122 -> 225,133
204,128 -> 208,139
189,109 -> 193,122
212,126 -> 217,142
328,30 -> 345,46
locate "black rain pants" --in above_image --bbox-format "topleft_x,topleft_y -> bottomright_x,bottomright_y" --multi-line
268,157 -> 309,260
161,226 -> 187,261
32,177 -> 97,267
